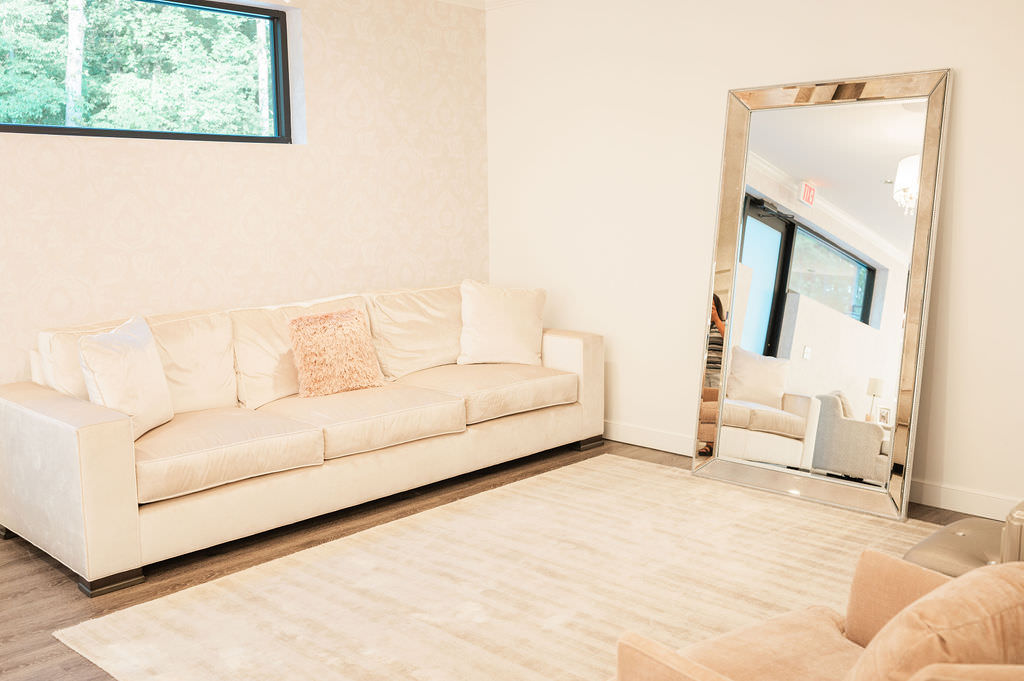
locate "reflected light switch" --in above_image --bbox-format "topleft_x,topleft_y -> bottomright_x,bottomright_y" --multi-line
802,346 -> 812,360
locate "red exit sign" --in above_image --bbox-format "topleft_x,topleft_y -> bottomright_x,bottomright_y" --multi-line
800,182 -> 816,206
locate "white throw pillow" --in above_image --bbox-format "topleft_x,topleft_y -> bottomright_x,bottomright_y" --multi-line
457,280 -> 546,366
79,316 -> 174,439
725,345 -> 788,409
38,318 -> 124,399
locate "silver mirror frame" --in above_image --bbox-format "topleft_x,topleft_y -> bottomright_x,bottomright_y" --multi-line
693,69 -> 952,519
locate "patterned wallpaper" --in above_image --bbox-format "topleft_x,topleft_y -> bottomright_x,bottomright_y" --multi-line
0,0 -> 487,384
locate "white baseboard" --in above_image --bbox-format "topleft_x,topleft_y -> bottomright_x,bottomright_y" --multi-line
910,479 -> 1017,520
601,424 -> 1012,519
603,420 -> 692,456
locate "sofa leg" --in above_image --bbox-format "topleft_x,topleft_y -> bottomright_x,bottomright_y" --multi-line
574,436 -> 604,451
0,524 -> 16,540
77,568 -> 146,597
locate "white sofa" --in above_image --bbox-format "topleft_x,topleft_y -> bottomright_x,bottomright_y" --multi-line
0,285 -> 604,595
716,346 -> 817,470
718,394 -> 818,469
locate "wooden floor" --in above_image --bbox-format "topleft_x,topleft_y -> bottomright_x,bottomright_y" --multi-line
0,441 -> 967,681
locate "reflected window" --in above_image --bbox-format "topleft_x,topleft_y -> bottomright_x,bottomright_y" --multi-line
739,215 -> 783,355
789,229 -> 873,323
737,195 -> 877,357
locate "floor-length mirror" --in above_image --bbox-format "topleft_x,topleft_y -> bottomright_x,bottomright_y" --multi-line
694,71 -> 951,518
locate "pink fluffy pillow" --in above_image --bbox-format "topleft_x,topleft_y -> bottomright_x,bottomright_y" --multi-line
288,310 -> 384,397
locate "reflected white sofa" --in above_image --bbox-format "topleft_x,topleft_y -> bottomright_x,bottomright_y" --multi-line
717,346 -> 817,469
718,394 -> 818,469
0,285 -> 604,595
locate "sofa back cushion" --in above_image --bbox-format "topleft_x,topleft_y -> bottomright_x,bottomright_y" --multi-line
364,285 -> 462,379
231,294 -> 366,409
726,346 -> 788,409
147,310 -> 237,413
38,319 -> 125,399
37,311 -> 237,413
846,561 -> 1024,681
79,316 -> 175,439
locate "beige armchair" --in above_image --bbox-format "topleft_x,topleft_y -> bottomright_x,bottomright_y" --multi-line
615,551 -> 1024,681
811,393 -> 889,483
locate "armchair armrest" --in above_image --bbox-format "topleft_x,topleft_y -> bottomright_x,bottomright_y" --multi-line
542,329 -> 604,439
845,550 -> 952,647
617,632 -> 733,681
908,664 -> 1024,681
0,382 -> 141,581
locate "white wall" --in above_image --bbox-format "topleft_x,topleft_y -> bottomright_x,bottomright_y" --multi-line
487,0 -> 1024,518
0,0 -> 487,384
779,294 -> 893,420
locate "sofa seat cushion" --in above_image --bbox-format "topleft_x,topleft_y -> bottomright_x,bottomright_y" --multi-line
396,364 -> 577,425
258,384 -> 466,460
723,398 -> 806,440
134,408 -> 324,503
681,606 -> 862,681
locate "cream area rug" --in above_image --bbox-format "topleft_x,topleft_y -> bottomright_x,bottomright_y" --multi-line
55,455 -> 937,681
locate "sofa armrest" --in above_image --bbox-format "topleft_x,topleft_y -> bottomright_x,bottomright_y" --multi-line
781,393 -> 812,418
542,329 -> 604,439
617,632 -> 733,681
908,664 -> 1024,681
844,550 -> 952,647
0,382 -> 141,581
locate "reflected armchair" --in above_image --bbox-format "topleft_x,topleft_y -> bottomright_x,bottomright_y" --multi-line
698,387 -> 718,454
811,393 -> 889,484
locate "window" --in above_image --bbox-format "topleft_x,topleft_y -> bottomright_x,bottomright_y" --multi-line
0,0 -> 290,142
788,229 -> 873,323
739,195 -> 876,356
738,213 -> 785,355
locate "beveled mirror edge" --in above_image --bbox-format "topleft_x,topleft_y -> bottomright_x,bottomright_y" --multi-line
691,92 -> 750,473
692,69 -> 952,520
897,71 -> 953,519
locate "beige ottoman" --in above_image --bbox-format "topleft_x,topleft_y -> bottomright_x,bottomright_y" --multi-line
904,501 -> 1024,577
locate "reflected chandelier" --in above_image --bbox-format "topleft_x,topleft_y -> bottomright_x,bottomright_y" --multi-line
893,154 -> 921,216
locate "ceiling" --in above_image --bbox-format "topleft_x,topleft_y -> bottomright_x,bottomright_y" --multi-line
747,98 -> 928,258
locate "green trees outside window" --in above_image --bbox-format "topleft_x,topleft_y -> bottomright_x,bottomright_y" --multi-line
0,0 -> 287,140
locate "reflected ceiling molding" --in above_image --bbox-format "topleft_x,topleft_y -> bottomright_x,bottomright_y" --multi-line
746,152 -> 908,262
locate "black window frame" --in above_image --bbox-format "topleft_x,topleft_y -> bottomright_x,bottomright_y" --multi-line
0,0 -> 292,144
741,195 -> 876,356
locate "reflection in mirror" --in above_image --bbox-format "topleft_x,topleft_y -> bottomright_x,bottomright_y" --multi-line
693,71 -> 950,518
713,98 -> 926,489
